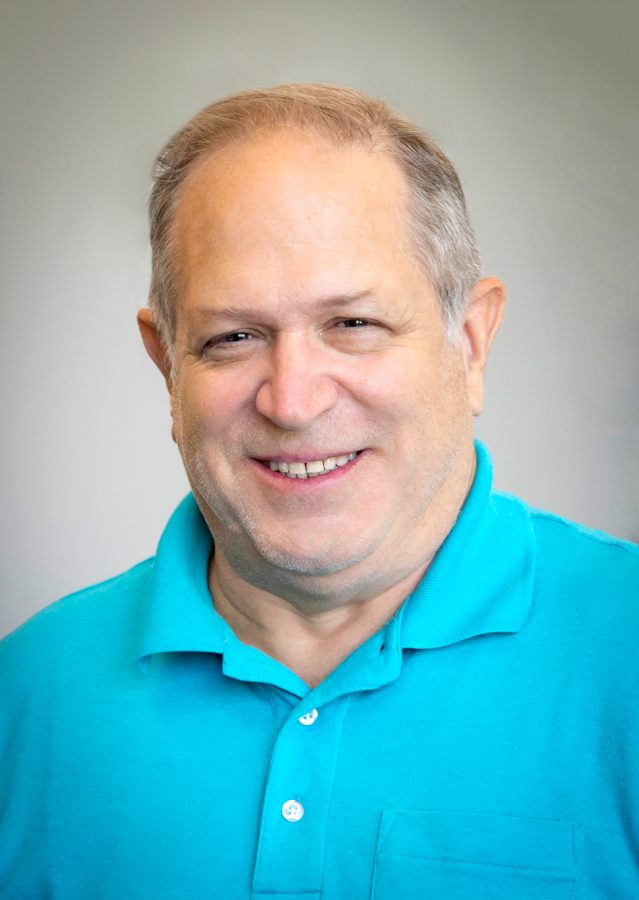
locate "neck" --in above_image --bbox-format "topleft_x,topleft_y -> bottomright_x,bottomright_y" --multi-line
209,556 -> 428,688
207,446 -> 476,688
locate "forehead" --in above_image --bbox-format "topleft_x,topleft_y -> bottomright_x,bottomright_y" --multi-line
172,130 -> 418,303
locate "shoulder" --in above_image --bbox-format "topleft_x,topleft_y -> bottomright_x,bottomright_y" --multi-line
497,493 -> 639,641
0,558 -> 155,686
528,509 -> 639,634
490,495 -> 639,703
494,491 -> 638,573
527,504 -> 639,581
493,490 -> 638,610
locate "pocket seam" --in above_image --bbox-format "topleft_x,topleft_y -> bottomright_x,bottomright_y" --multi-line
376,852 -> 574,876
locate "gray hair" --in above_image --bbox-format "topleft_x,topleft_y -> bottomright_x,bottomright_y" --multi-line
148,84 -> 483,348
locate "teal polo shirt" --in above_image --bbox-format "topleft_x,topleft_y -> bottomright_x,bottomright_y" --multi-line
1,441 -> 638,899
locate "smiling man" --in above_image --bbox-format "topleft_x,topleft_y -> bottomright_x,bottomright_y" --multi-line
1,85 -> 638,899
139,112 -> 497,689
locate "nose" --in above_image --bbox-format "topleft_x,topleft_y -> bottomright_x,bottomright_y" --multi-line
255,333 -> 339,430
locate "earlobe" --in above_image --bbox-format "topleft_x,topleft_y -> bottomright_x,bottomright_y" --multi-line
137,309 -> 173,390
462,277 -> 506,417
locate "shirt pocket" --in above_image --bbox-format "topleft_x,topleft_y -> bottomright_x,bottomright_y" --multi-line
371,810 -> 584,900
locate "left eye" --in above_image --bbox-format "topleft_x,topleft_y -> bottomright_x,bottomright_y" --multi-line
337,318 -> 368,328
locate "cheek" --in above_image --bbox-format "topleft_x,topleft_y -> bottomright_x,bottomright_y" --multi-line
354,351 -> 467,447
352,353 -> 436,422
179,369 -> 255,438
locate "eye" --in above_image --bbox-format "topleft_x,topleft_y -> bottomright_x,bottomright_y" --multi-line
222,331 -> 252,342
200,330 -> 260,361
204,331 -> 254,350
336,318 -> 368,328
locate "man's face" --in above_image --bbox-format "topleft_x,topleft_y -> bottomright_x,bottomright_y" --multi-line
167,130 -> 474,587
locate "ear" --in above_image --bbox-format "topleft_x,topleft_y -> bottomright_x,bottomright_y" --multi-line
462,277 -> 506,417
137,309 -> 173,391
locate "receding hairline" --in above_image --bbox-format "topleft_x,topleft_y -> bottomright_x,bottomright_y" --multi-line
187,118 -> 391,170
168,124 -> 422,300
172,120 -> 410,232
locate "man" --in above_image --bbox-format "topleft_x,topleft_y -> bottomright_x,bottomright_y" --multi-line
1,84 -> 638,899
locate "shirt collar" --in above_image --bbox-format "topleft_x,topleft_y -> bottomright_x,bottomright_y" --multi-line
134,494 -> 311,692
400,439 -> 536,649
136,440 -> 535,674
135,492 -> 220,671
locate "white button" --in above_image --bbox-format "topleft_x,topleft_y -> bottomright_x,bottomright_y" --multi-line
298,709 -> 318,726
282,799 -> 304,822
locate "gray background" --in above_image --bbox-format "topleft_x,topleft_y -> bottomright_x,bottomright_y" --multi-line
1,0 -> 638,639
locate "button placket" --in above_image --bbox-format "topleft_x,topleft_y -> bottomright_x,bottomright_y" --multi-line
251,695 -> 351,898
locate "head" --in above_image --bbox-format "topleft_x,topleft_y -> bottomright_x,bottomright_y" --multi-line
139,85 -> 505,607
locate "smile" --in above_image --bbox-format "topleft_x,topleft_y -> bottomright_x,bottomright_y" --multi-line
259,452 -> 360,479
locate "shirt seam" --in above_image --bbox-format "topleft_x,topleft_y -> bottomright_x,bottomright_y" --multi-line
529,511 -> 639,556
376,852 -> 573,876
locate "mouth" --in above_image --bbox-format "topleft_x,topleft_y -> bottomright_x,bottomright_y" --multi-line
257,451 -> 361,479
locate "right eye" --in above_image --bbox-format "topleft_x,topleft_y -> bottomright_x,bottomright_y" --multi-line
200,329 -> 264,363
203,331 -> 256,351
220,332 -> 253,343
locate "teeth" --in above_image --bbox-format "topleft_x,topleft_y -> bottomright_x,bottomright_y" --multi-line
267,452 -> 359,478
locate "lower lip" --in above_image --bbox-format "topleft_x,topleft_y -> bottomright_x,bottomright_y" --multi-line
249,452 -> 365,490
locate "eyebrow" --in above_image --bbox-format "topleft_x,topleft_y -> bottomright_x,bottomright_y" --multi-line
193,290 -> 379,322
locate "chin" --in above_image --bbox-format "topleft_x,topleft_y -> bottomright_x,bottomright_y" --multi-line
252,532 -> 373,576
219,521 -> 376,579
